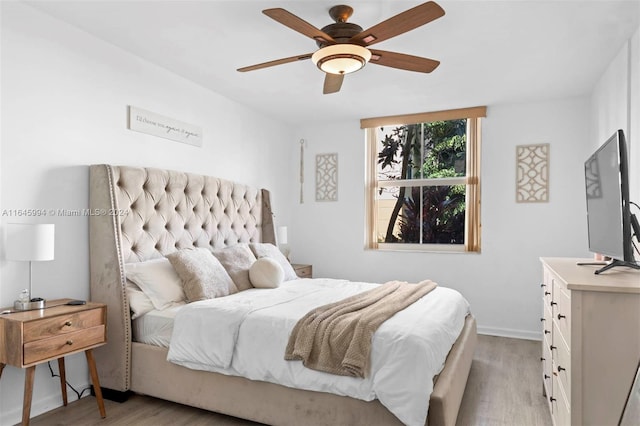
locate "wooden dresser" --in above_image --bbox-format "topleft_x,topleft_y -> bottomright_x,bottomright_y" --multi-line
540,258 -> 640,426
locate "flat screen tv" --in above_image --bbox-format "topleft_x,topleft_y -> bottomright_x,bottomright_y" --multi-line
584,129 -> 639,274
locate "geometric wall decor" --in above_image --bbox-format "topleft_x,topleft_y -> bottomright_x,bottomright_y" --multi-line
516,144 -> 549,203
316,153 -> 338,202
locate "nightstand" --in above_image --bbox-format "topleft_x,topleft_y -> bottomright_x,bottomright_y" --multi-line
0,299 -> 107,425
292,264 -> 312,278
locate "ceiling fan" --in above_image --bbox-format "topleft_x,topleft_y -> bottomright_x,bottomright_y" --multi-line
237,2 -> 445,94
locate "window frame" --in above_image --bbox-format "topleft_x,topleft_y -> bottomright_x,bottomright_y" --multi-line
362,106 -> 485,252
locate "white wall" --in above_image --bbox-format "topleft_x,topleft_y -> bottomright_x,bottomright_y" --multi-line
291,97 -> 592,340
0,3 -> 294,424
590,27 -> 640,253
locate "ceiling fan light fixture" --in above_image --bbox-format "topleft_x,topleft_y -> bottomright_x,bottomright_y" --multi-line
311,44 -> 371,75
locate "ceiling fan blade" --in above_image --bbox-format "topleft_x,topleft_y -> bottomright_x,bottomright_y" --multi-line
369,49 -> 440,73
323,73 -> 344,94
350,1 -> 445,46
263,8 -> 336,44
237,53 -> 313,72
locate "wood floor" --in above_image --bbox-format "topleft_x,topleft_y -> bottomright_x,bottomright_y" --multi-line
27,335 -> 551,426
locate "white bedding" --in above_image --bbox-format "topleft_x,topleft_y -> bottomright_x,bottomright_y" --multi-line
132,303 -> 184,347
167,278 -> 470,426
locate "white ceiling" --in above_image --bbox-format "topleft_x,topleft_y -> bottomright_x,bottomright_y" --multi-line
26,1 -> 640,125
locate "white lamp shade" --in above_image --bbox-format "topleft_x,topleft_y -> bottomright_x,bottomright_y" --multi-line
277,226 -> 288,245
5,223 -> 55,261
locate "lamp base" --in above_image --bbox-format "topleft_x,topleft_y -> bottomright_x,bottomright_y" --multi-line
14,299 -> 45,311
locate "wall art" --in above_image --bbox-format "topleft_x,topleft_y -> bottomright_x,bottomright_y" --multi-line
127,106 -> 202,147
316,153 -> 338,202
516,143 -> 549,203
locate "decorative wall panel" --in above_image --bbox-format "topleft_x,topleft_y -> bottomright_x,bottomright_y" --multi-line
316,153 -> 338,202
516,144 -> 549,203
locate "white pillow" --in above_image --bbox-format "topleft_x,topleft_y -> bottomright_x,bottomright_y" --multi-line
125,258 -> 185,310
249,243 -> 298,281
249,257 -> 284,289
125,280 -> 155,319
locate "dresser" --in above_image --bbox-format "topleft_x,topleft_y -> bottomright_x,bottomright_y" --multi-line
0,299 -> 107,425
540,258 -> 640,426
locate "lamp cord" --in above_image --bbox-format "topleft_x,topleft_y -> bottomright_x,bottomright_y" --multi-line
47,361 -> 92,401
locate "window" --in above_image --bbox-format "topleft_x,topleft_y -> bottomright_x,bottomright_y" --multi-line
363,106 -> 485,252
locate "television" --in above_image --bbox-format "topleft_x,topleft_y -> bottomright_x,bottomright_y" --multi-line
584,129 -> 640,274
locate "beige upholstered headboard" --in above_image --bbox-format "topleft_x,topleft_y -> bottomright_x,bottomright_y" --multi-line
88,164 -> 275,392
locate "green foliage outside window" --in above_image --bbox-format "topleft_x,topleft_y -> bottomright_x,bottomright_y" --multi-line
377,119 -> 467,244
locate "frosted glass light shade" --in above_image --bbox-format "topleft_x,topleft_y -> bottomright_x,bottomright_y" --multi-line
277,226 -> 288,245
311,44 -> 372,75
5,223 -> 55,261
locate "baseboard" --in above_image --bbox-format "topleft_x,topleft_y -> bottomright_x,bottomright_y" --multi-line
477,325 -> 541,341
2,382 -> 91,425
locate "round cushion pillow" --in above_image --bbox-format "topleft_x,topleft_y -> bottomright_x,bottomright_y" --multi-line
249,257 -> 284,288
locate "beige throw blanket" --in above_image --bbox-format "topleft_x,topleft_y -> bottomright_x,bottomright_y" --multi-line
284,280 -> 437,378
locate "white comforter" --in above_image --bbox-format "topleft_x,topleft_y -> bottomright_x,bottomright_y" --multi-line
167,278 -> 470,426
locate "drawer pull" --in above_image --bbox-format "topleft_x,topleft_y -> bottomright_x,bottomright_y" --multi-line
540,318 -> 545,322
550,301 -> 557,306
544,330 -> 551,335
550,345 -> 557,351
544,374 -> 550,380
544,291 -> 551,296
65,340 -> 73,346
540,357 -> 545,361
64,321 -> 72,327
540,283 -> 546,287
558,365 -> 566,372
550,397 -> 556,403
557,314 -> 566,320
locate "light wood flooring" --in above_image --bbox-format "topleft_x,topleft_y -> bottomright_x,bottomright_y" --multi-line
27,335 -> 551,426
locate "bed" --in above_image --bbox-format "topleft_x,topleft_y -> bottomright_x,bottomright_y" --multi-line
89,164 -> 477,426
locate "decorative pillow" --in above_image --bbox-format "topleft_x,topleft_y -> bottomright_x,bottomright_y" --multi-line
249,243 -> 298,281
125,258 -> 186,310
125,279 -> 155,319
249,257 -> 284,289
167,247 -> 238,301
211,244 -> 257,291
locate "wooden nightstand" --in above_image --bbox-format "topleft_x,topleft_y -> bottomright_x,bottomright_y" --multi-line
292,264 -> 312,278
0,299 -> 107,425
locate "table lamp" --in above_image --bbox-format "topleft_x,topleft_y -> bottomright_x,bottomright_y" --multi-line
6,223 -> 55,310
277,226 -> 290,260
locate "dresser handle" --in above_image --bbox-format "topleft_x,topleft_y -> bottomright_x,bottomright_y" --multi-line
65,340 -> 73,346
550,397 -> 556,403
544,330 -> 551,335
550,345 -> 557,351
544,291 -> 551,296
540,318 -> 545,322
550,301 -> 557,306
540,283 -> 546,287
558,366 -> 566,372
544,374 -> 550,380
540,357 -> 545,361
64,321 -> 72,327
557,314 -> 566,320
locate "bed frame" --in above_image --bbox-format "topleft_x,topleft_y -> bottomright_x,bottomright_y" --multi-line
89,164 -> 477,426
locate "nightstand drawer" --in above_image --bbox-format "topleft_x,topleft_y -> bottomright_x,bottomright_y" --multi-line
24,325 -> 106,365
292,264 -> 312,278
23,308 -> 104,343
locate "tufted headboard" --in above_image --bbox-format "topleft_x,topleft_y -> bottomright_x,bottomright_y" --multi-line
88,164 -> 275,392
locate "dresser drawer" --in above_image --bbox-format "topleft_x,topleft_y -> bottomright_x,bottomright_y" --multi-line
553,372 -> 571,426
542,334 -> 553,392
553,283 -> 571,347
554,321 -> 571,403
292,264 -> 312,278
23,308 -> 104,343
23,325 -> 106,365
